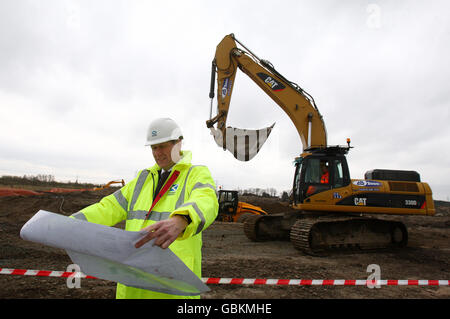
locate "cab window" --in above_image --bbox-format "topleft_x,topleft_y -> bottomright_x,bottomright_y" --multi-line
333,160 -> 344,188
304,159 -> 329,184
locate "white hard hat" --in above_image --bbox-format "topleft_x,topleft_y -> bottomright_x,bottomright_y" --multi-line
145,118 -> 183,146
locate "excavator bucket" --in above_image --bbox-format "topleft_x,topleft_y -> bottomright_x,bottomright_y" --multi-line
209,123 -> 275,161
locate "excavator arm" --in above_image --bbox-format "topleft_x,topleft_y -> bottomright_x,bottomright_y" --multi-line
207,34 -> 327,160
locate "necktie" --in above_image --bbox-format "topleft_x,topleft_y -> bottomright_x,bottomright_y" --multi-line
154,170 -> 170,197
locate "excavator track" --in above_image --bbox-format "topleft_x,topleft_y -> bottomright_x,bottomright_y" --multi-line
243,215 -> 267,241
243,214 -> 289,241
243,214 -> 259,241
243,213 -> 408,255
290,216 -> 408,255
289,218 -> 318,255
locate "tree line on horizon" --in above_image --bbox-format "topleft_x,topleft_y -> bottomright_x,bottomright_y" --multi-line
0,174 -> 100,189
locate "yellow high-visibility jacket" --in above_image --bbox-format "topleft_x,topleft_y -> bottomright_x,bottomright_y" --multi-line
71,151 -> 218,299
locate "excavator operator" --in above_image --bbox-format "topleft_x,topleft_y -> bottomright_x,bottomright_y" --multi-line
320,161 -> 329,184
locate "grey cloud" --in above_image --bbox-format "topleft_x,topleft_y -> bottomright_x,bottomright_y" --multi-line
0,0 -> 449,200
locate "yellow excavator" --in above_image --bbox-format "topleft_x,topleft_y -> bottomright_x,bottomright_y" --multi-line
206,34 -> 435,255
217,189 -> 268,223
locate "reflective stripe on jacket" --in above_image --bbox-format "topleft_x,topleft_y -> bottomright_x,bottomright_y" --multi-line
71,150 -> 218,299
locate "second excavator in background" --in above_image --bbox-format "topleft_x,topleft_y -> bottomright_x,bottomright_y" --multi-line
217,189 -> 268,223
206,34 -> 435,255
92,179 -> 125,191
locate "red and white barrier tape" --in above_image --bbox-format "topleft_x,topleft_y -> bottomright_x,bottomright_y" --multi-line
202,278 -> 450,286
1,268 -> 448,286
0,268 -> 97,279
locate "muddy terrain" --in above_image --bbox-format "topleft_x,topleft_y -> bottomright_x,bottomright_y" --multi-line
0,190 -> 449,299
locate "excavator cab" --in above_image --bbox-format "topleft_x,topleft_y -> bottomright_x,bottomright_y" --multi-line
218,190 -> 239,218
293,148 -> 351,205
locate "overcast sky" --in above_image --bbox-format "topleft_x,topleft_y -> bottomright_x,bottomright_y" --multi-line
0,0 -> 449,200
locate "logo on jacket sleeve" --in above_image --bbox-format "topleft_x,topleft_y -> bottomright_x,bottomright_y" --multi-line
168,184 -> 179,195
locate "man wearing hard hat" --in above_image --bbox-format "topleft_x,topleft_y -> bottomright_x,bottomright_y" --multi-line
71,118 -> 218,299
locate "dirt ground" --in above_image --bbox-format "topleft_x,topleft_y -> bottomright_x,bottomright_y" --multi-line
0,190 -> 449,299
